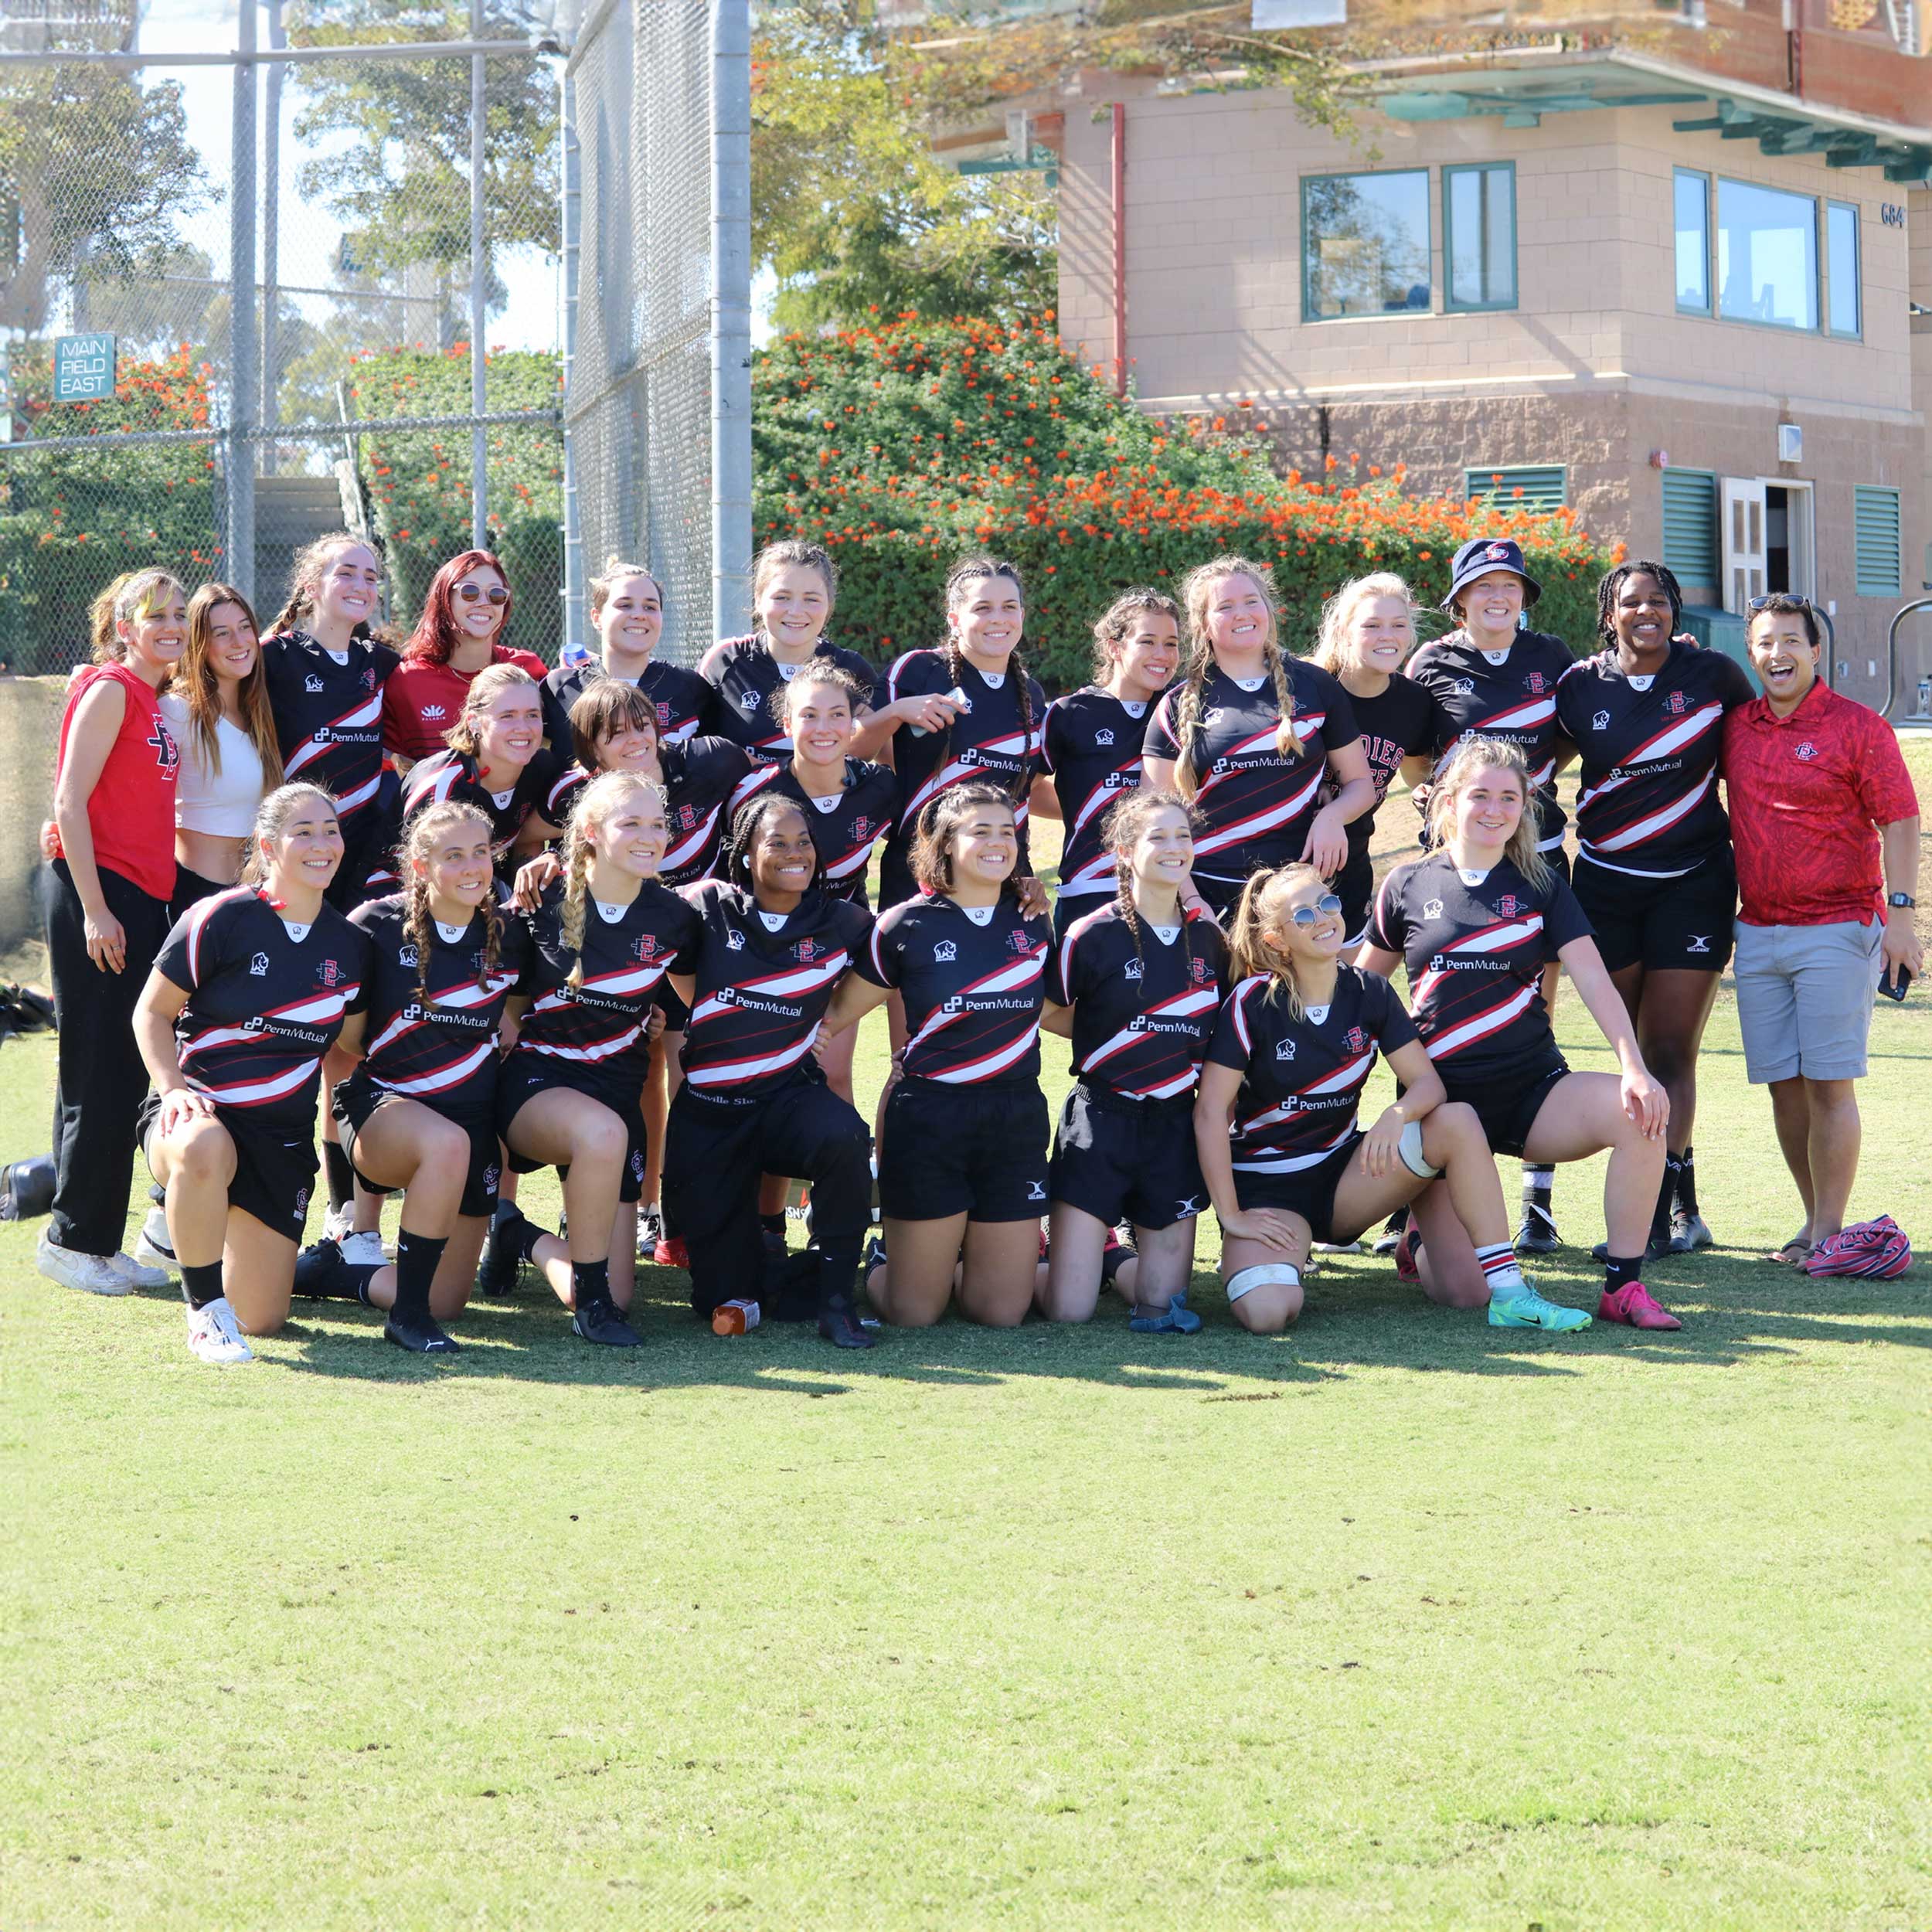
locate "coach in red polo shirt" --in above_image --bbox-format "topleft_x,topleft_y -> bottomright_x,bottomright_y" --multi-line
1723,594 -> 1922,1265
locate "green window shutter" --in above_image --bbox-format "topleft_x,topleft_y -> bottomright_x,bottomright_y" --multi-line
1464,464 -> 1565,512
1661,469 -> 1718,587
1852,486 -> 1901,597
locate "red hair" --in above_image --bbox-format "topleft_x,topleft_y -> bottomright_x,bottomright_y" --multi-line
403,549 -> 513,666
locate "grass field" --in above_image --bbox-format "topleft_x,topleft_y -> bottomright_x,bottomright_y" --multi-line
4,757 -> 1930,1929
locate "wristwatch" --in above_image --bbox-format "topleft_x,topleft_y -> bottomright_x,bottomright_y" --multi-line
1887,892 -> 1917,909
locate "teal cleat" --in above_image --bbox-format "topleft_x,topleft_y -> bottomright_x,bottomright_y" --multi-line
1488,1286 -> 1593,1332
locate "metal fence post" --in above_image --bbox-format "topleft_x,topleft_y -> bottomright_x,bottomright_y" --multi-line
559,54 -> 583,654
228,2 -> 258,602
470,0 -> 488,552
261,0 -> 284,476
709,0 -> 752,642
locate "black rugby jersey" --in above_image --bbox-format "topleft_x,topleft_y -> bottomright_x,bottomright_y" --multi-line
506,878 -> 702,1080
261,629 -> 400,827
539,657 -> 709,753
1206,966 -> 1418,1172
858,893 -> 1052,1087
156,887 -> 369,1130
1039,685 -> 1154,900
1556,642 -> 1754,876
1365,852 -> 1591,1083
698,634 -> 878,758
345,893 -> 531,1121
398,748 -> 560,865
725,757 -> 900,903
543,735 -> 753,888
1142,660 -> 1361,883
675,879 -> 872,1096
1049,900 -> 1227,1101
1332,674 -> 1452,869
882,649 -> 1046,862
1405,628 -> 1574,851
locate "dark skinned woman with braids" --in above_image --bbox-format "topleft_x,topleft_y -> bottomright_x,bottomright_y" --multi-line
1555,560 -> 1754,1257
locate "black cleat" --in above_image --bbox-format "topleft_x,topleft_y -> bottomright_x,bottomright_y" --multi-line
293,1236 -> 372,1301
572,1296 -> 641,1348
384,1311 -> 460,1354
476,1210 -> 526,1300
1590,1233 -> 1672,1264
818,1296 -> 876,1349
1668,1208 -> 1713,1253
1371,1208 -> 1407,1258
1514,1201 -> 1560,1255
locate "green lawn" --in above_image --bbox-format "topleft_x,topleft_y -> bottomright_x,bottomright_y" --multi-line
4,768 -> 1930,1928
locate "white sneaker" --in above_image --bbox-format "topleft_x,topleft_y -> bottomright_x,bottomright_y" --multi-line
36,1231 -> 130,1297
322,1203 -> 355,1244
185,1296 -> 254,1366
1311,1239 -> 1362,1255
134,1206 -> 179,1275
338,1230 -> 387,1271
108,1247 -> 172,1290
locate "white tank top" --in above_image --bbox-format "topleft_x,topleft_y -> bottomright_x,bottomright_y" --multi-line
158,693 -> 267,837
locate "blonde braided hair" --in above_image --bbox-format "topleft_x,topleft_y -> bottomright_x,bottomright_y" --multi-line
557,770 -> 661,991
1171,556 -> 1298,797
400,801 -> 502,1011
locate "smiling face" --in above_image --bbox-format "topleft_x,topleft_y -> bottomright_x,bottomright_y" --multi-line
1451,764 -> 1525,853
1128,803 -> 1194,896
1612,572 -> 1673,655
417,821 -> 495,914
747,804 -> 818,899
595,574 -> 663,662
1748,607 -> 1820,713
314,544 -> 382,631
1111,610 -> 1181,699
474,682 -> 543,771
263,797 -> 344,896
949,571 -> 1024,664
590,788 -> 668,882
593,713 -> 662,775
757,563 -> 832,655
1345,594 -> 1414,679
786,677 -> 855,766
947,801 -> 1019,891
451,563 -> 508,641
202,600 -> 259,684
1263,872 -> 1345,968
1203,573 -> 1272,660
121,589 -> 189,675
1458,569 -> 1526,641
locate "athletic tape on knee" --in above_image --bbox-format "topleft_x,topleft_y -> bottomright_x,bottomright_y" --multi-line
1398,1118 -> 1441,1180
1226,1263 -> 1301,1304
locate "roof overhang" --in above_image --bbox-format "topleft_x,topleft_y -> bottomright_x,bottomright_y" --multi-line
1375,49 -> 1932,184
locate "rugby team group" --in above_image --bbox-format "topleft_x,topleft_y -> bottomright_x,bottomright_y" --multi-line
34,526 -> 1921,1364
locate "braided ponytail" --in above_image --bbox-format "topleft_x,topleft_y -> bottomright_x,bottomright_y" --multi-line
1226,863 -> 1330,1024
556,770 -> 658,990
398,801 -> 496,1007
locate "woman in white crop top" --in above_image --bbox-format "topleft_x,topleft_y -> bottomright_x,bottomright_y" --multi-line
159,584 -> 282,916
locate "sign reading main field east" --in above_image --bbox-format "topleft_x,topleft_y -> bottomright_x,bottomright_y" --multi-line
53,333 -> 116,403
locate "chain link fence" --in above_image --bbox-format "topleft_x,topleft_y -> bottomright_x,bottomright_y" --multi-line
0,19 -> 568,672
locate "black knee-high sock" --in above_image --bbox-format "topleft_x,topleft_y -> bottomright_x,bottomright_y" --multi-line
391,1230 -> 447,1324
1650,1161 -> 1679,1244
180,1261 -> 223,1311
814,1238 -> 861,1315
1674,1145 -> 1699,1217
322,1140 -> 355,1215
572,1257 -> 611,1310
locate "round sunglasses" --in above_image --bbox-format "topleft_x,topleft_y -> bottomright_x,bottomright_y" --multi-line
456,583 -> 509,606
1287,893 -> 1343,928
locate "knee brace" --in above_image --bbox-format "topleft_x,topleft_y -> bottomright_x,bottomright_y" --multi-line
1226,1262 -> 1301,1304
1398,1118 -> 1441,1179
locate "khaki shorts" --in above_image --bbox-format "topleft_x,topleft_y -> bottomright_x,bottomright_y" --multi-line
1733,918 -> 1883,1084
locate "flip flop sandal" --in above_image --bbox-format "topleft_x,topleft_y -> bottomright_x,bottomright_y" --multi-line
1767,1236 -> 1813,1267
1129,1291 -> 1202,1335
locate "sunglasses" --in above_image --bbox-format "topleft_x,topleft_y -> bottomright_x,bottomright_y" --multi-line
457,583 -> 509,606
1746,594 -> 1812,614
1288,893 -> 1343,928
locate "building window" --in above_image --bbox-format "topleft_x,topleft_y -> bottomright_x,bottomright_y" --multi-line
1716,179 -> 1818,331
1444,163 -> 1515,311
1661,468 -> 1719,591
1464,464 -> 1566,512
1675,169 -> 1710,315
1825,202 -> 1860,338
1853,486 -> 1901,597
1301,170 -> 1431,321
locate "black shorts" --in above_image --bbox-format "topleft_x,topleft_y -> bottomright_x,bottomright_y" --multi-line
1049,1083 -> 1205,1231
1225,1134 -> 1361,1246
1541,845 -> 1572,887
140,1091 -> 318,1242
334,1080 -> 502,1219
1573,850 -> 1736,975
877,844 -> 919,913
879,1077 -> 1048,1224
168,863 -> 236,925
1191,870 -> 1253,923
1053,890 -> 1110,943
1440,1057 -> 1569,1161
1335,846 -> 1375,946
495,1053 -> 648,1205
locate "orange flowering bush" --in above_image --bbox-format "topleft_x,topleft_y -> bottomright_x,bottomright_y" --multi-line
0,344 -> 218,669
756,315 -> 1612,685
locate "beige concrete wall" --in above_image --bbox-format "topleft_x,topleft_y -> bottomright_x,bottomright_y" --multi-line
0,678 -> 69,952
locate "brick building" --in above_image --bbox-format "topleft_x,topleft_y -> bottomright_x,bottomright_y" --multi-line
1024,12 -> 1932,701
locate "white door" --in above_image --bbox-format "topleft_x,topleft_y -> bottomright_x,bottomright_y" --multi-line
1720,477 -> 1767,614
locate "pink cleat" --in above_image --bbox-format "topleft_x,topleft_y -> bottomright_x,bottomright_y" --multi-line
1597,1282 -> 1682,1331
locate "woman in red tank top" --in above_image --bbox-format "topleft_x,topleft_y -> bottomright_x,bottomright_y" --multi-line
39,569 -> 188,1294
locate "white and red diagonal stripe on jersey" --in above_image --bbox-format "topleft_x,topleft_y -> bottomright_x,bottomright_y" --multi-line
362,970 -> 519,1059
1192,760 -> 1326,862
1192,725 -> 1287,793
372,1039 -> 498,1098
897,731 -> 1035,832
917,1019 -> 1043,1085
180,888 -> 257,986
662,801 -> 724,875
687,949 -> 851,1029
1440,693 -> 1556,753
546,766 -> 587,820
728,763 -> 784,816
1079,985 -> 1221,1084
185,1056 -> 324,1110
1060,757 -> 1143,886
1582,768 -> 1717,855
1405,912 -> 1546,1009
283,689 -> 382,779
1231,1120 -> 1355,1175
530,956 -> 673,1016
682,1027 -> 821,1090
1419,980 -> 1542,1061
179,983 -> 360,1060
899,946 -> 1046,1054
331,769 -> 383,821
1235,1043 -> 1376,1141
402,757 -> 464,818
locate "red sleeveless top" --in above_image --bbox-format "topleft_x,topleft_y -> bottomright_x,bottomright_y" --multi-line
53,662 -> 180,901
